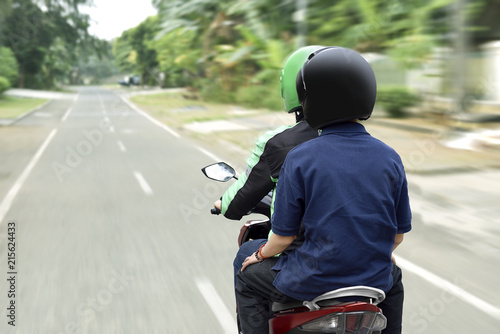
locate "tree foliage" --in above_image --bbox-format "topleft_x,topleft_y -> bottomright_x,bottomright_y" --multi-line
1,0 -> 114,89
0,47 -> 19,85
113,16 -> 161,85
146,0 -> 481,108
0,0 -> 495,99
0,77 -> 11,94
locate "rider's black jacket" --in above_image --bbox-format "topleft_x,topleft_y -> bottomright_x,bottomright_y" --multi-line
221,119 -> 318,220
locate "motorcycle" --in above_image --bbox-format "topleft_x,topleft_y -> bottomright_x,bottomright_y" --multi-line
202,162 -> 387,334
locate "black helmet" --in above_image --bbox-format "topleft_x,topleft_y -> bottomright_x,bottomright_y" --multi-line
296,47 -> 377,129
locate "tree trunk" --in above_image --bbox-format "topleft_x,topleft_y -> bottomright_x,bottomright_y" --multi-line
17,67 -> 25,88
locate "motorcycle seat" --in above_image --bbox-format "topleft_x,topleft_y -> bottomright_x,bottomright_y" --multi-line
272,286 -> 386,312
272,298 -> 344,312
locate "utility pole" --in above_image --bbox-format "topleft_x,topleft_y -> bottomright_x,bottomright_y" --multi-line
453,0 -> 468,114
295,0 -> 308,48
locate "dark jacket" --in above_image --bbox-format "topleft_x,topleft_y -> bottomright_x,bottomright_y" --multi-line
221,120 -> 318,220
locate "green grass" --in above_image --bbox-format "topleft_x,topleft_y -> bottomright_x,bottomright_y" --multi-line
0,95 -> 48,119
130,91 -> 266,129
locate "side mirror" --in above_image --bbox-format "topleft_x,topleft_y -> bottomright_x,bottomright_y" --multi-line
201,162 -> 237,182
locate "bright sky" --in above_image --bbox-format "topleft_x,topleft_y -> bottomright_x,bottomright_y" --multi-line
80,0 -> 158,40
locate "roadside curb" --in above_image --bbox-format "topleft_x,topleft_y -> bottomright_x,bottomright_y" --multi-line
405,164 -> 500,175
0,99 -> 53,127
370,118 -> 441,134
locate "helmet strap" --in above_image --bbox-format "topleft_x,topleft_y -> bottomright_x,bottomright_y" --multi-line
295,110 -> 304,122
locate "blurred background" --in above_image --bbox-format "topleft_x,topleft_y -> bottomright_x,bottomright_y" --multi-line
0,0 -> 499,333
0,0 -> 499,113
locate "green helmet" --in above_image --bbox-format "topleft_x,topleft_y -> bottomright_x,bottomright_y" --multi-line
280,45 -> 324,113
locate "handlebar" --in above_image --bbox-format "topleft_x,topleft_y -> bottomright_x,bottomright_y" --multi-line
211,207 -> 221,215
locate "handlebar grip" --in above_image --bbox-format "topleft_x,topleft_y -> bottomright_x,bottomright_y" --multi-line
211,207 -> 221,215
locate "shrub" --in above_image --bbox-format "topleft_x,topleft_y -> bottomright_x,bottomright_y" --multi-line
198,79 -> 283,111
235,84 -> 283,111
0,76 -> 11,94
376,86 -> 420,118
198,79 -> 236,104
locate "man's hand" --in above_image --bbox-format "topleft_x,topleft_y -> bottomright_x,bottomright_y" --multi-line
214,199 -> 222,210
241,234 -> 297,271
241,254 -> 260,271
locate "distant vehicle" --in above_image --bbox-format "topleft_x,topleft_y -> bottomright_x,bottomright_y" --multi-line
118,76 -> 141,87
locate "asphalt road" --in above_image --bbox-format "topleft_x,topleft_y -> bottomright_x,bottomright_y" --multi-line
0,87 -> 241,333
0,86 -> 499,333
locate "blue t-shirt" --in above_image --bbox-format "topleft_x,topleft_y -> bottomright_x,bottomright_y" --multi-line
271,122 -> 412,301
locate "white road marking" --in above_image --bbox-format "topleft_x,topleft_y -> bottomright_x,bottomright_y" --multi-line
120,96 -> 180,138
195,277 -> 237,334
117,141 -> 127,152
133,171 -> 153,196
61,93 -> 79,122
98,94 -> 107,116
394,255 -> 500,320
61,107 -> 72,122
34,112 -> 52,118
197,147 -> 223,162
120,129 -> 137,134
0,129 -> 58,224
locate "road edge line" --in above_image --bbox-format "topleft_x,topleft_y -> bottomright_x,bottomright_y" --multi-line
394,254 -> 500,320
0,128 -> 58,224
195,277 -> 237,334
119,95 -> 180,138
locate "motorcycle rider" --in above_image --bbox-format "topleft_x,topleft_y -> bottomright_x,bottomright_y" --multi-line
228,46 -> 407,333
236,47 -> 412,334
214,45 -> 322,333
213,45 -> 323,220
214,45 -> 324,270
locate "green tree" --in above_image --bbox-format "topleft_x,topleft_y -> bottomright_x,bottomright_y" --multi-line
113,16 -> 160,85
76,40 -> 117,85
154,0 -> 243,71
153,0 -> 296,102
3,0 -> 96,88
154,28 -> 200,87
5,0 -> 55,87
0,76 -> 11,94
0,0 -> 13,47
0,47 -> 19,85
306,0 -> 464,67
128,16 -> 160,85
149,0 -> 495,110
113,30 -> 138,75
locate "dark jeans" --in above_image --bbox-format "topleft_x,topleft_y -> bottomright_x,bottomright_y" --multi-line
233,239 -> 267,286
233,239 -> 404,334
235,256 -> 298,333
378,263 -> 404,334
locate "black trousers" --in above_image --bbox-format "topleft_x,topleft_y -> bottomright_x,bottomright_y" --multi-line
234,240 -> 405,334
235,256 -> 298,333
379,263 -> 404,334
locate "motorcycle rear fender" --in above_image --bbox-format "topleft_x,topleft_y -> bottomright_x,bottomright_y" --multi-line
238,220 -> 271,247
